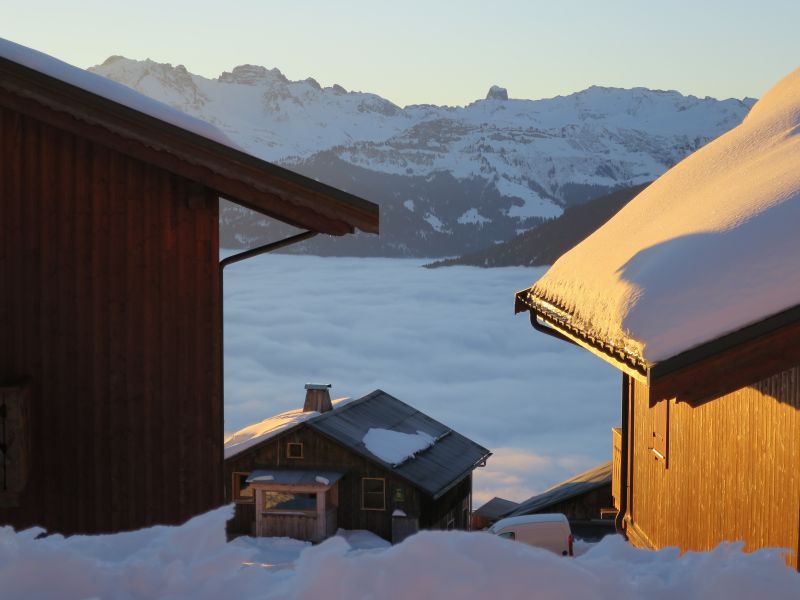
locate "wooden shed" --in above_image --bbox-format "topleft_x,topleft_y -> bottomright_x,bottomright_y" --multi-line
503,462 -> 614,541
514,69 -> 800,566
0,39 -> 378,535
224,387 -> 491,543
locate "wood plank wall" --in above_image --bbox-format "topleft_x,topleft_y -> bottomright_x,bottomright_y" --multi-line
628,366 -> 800,567
0,105 -> 222,534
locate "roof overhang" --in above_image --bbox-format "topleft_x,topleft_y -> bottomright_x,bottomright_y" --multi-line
0,56 -> 379,236
516,287 -> 800,405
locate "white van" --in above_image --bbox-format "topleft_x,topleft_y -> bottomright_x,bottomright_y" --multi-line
488,513 -> 573,556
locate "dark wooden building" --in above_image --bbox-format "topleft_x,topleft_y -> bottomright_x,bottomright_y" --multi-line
471,497 -> 519,530
0,41 -> 378,535
224,387 -> 491,543
514,69 -> 800,567
503,462 -> 614,540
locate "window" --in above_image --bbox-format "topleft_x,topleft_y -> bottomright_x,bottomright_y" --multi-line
286,442 -> 303,459
498,531 -> 515,540
0,384 -> 29,505
263,491 -> 316,512
652,399 -> 669,466
362,477 -> 385,510
232,472 -> 255,503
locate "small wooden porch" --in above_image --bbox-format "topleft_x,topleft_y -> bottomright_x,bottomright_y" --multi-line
246,469 -> 344,543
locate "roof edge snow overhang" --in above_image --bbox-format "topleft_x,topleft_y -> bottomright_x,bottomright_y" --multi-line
0,57 -> 379,236
516,288 -> 800,405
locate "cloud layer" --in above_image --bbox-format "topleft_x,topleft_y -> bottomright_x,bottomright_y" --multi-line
224,255 -> 619,504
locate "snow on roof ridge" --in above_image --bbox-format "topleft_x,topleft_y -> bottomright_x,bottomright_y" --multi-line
0,37 -> 238,150
526,67 -> 800,363
224,396 -> 353,459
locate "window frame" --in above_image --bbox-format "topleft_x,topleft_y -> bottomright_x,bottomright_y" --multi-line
286,442 -> 304,459
361,477 -> 386,511
232,471 -> 255,504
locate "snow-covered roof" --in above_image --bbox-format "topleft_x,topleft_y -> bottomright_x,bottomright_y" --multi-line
362,428 -> 435,466
0,38 -> 235,148
224,389 -> 491,498
223,397 -> 350,459
516,68 -> 800,365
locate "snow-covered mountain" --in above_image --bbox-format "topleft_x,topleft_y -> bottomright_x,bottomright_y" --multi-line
90,57 -> 755,256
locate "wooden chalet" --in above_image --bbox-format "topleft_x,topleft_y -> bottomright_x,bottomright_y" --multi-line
0,39 -> 378,535
515,69 -> 800,567
224,386 -> 491,543
503,462 -> 614,540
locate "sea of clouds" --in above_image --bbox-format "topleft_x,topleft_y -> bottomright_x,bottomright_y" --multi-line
223,255 -> 620,505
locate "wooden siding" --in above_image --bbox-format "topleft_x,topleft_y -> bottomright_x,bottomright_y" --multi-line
225,425 -> 473,541
0,104 -> 222,534
612,427 -> 622,510
626,367 -> 800,567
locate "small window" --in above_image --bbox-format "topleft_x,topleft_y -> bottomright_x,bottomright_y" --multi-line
232,472 -> 255,503
498,531 -> 515,540
263,491 -> 316,512
286,442 -> 303,459
0,384 -> 29,505
362,477 -> 385,511
652,399 -> 669,466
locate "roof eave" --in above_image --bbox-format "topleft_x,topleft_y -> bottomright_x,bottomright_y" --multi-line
515,288 -> 650,383
518,287 -> 800,405
0,57 -> 379,236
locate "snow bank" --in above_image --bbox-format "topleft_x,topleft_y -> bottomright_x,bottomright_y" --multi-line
0,37 -> 237,149
527,68 -> 800,363
1,507 -> 798,599
362,428 -> 435,465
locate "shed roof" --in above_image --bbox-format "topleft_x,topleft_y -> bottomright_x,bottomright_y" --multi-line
515,68 -> 800,375
473,497 -> 520,520
246,469 -> 344,488
0,38 -> 378,236
225,389 -> 491,499
506,462 -> 611,518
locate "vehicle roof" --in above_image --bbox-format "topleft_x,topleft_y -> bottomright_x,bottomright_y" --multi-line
488,513 -> 569,532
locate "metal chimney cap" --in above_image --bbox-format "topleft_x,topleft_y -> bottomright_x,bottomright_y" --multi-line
304,383 -> 332,390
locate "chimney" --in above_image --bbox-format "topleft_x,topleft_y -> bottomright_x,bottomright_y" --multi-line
304,383 -> 333,413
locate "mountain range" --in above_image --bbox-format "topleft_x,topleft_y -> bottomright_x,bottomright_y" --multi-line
90,57 -> 755,257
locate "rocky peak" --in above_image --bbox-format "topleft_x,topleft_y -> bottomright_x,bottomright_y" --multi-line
219,64 -> 287,85
486,85 -> 508,101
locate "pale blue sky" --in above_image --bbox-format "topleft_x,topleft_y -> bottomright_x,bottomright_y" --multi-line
3,0 -> 799,106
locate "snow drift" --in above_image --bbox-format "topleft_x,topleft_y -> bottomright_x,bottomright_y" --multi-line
0,505 -> 798,599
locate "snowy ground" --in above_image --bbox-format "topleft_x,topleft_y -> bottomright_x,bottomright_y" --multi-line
2,506 -> 798,599
223,254 -> 620,505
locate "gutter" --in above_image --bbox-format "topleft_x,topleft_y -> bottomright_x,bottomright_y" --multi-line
218,230 -> 318,498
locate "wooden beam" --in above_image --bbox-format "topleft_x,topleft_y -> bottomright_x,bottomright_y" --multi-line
650,317 -> 800,405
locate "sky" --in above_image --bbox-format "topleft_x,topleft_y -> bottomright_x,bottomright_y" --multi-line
3,0 -> 799,107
